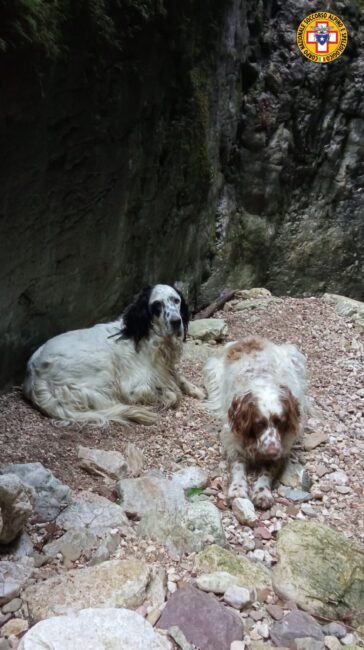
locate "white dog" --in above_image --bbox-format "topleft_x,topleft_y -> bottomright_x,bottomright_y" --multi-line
203,336 -> 307,509
24,284 -> 204,426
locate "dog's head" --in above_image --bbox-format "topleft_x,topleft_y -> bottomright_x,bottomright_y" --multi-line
121,284 -> 189,347
228,387 -> 300,462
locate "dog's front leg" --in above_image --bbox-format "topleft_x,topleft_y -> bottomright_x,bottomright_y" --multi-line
228,460 -> 249,500
251,468 -> 276,510
176,373 -> 205,400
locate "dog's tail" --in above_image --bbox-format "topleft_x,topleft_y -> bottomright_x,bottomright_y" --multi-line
23,375 -> 158,426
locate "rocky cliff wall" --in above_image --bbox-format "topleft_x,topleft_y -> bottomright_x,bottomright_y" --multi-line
0,0 -> 363,389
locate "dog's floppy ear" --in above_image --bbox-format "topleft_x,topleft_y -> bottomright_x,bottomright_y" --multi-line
121,286 -> 152,348
175,289 -> 189,341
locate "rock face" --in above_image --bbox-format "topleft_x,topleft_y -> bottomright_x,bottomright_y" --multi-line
21,559 -> 158,622
273,520 -> 364,627
1,464 -> 71,523
1,0 -> 363,389
157,584 -> 244,650
18,608 -> 172,650
0,474 -> 34,544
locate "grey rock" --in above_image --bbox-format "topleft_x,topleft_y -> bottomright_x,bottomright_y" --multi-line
223,585 -> 252,609
0,557 -> 33,605
22,559 -> 155,621
321,623 -> 347,639
283,488 -> 311,503
279,462 -> 312,491
172,467 -> 209,491
270,611 -> 324,646
138,501 -> 227,557
12,532 -> 34,559
273,520 -> 364,627
1,463 -> 71,523
290,639 -> 325,650
324,635 -> 342,650
0,638 -> 10,650
116,476 -> 186,518
124,443 -> 145,478
2,597 -> 22,613
232,497 -> 258,526
0,474 -> 34,544
77,446 -> 128,480
157,584 -> 244,650
18,608 -> 172,650
195,544 -> 272,592
167,626 -> 194,650
43,527 -> 121,564
196,571 -> 244,594
188,319 -> 228,342
56,491 -> 130,533
300,504 -> 317,518
235,298 -> 274,311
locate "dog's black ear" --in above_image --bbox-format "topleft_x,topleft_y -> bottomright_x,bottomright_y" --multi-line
121,286 -> 152,348
175,289 -> 189,341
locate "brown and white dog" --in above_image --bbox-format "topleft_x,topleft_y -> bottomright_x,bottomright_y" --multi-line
203,336 -> 307,509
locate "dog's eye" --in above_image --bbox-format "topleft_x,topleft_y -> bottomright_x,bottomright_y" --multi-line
172,297 -> 180,305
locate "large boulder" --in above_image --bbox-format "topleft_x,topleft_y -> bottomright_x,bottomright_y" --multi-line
18,608 -> 172,650
21,559 -> 158,622
0,474 -> 34,544
273,520 -> 364,627
1,463 -> 71,523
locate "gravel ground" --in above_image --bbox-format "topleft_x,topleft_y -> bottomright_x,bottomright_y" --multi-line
0,296 -> 363,575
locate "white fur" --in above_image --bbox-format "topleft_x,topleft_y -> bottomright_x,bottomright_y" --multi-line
203,336 -> 307,510
24,284 -> 203,426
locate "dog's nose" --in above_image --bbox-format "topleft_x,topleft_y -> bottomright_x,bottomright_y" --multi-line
171,317 -> 182,331
264,443 -> 281,459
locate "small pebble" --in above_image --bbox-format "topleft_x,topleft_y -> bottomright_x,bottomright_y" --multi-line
324,635 -> 342,650
230,642 -> 245,650
266,604 -> 284,620
341,633 -> 356,646
301,504 -> 318,517
252,549 -> 265,562
2,598 -> 22,614
223,586 -> 252,609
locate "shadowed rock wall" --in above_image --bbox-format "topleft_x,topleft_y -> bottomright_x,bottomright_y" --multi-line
0,0 -> 363,389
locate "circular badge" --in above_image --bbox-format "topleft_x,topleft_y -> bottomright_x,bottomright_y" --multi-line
297,12 -> 348,63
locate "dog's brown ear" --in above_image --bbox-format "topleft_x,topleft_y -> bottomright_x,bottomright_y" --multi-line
121,286 -> 153,348
228,392 -> 258,439
280,386 -> 300,433
175,289 -> 189,341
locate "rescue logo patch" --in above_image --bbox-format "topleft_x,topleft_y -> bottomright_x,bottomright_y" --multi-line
297,12 -> 348,63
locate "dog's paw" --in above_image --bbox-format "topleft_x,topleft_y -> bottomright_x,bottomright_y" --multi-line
190,385 -> 205,400
252,487 -> 274,510
228,482 -> 249,500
